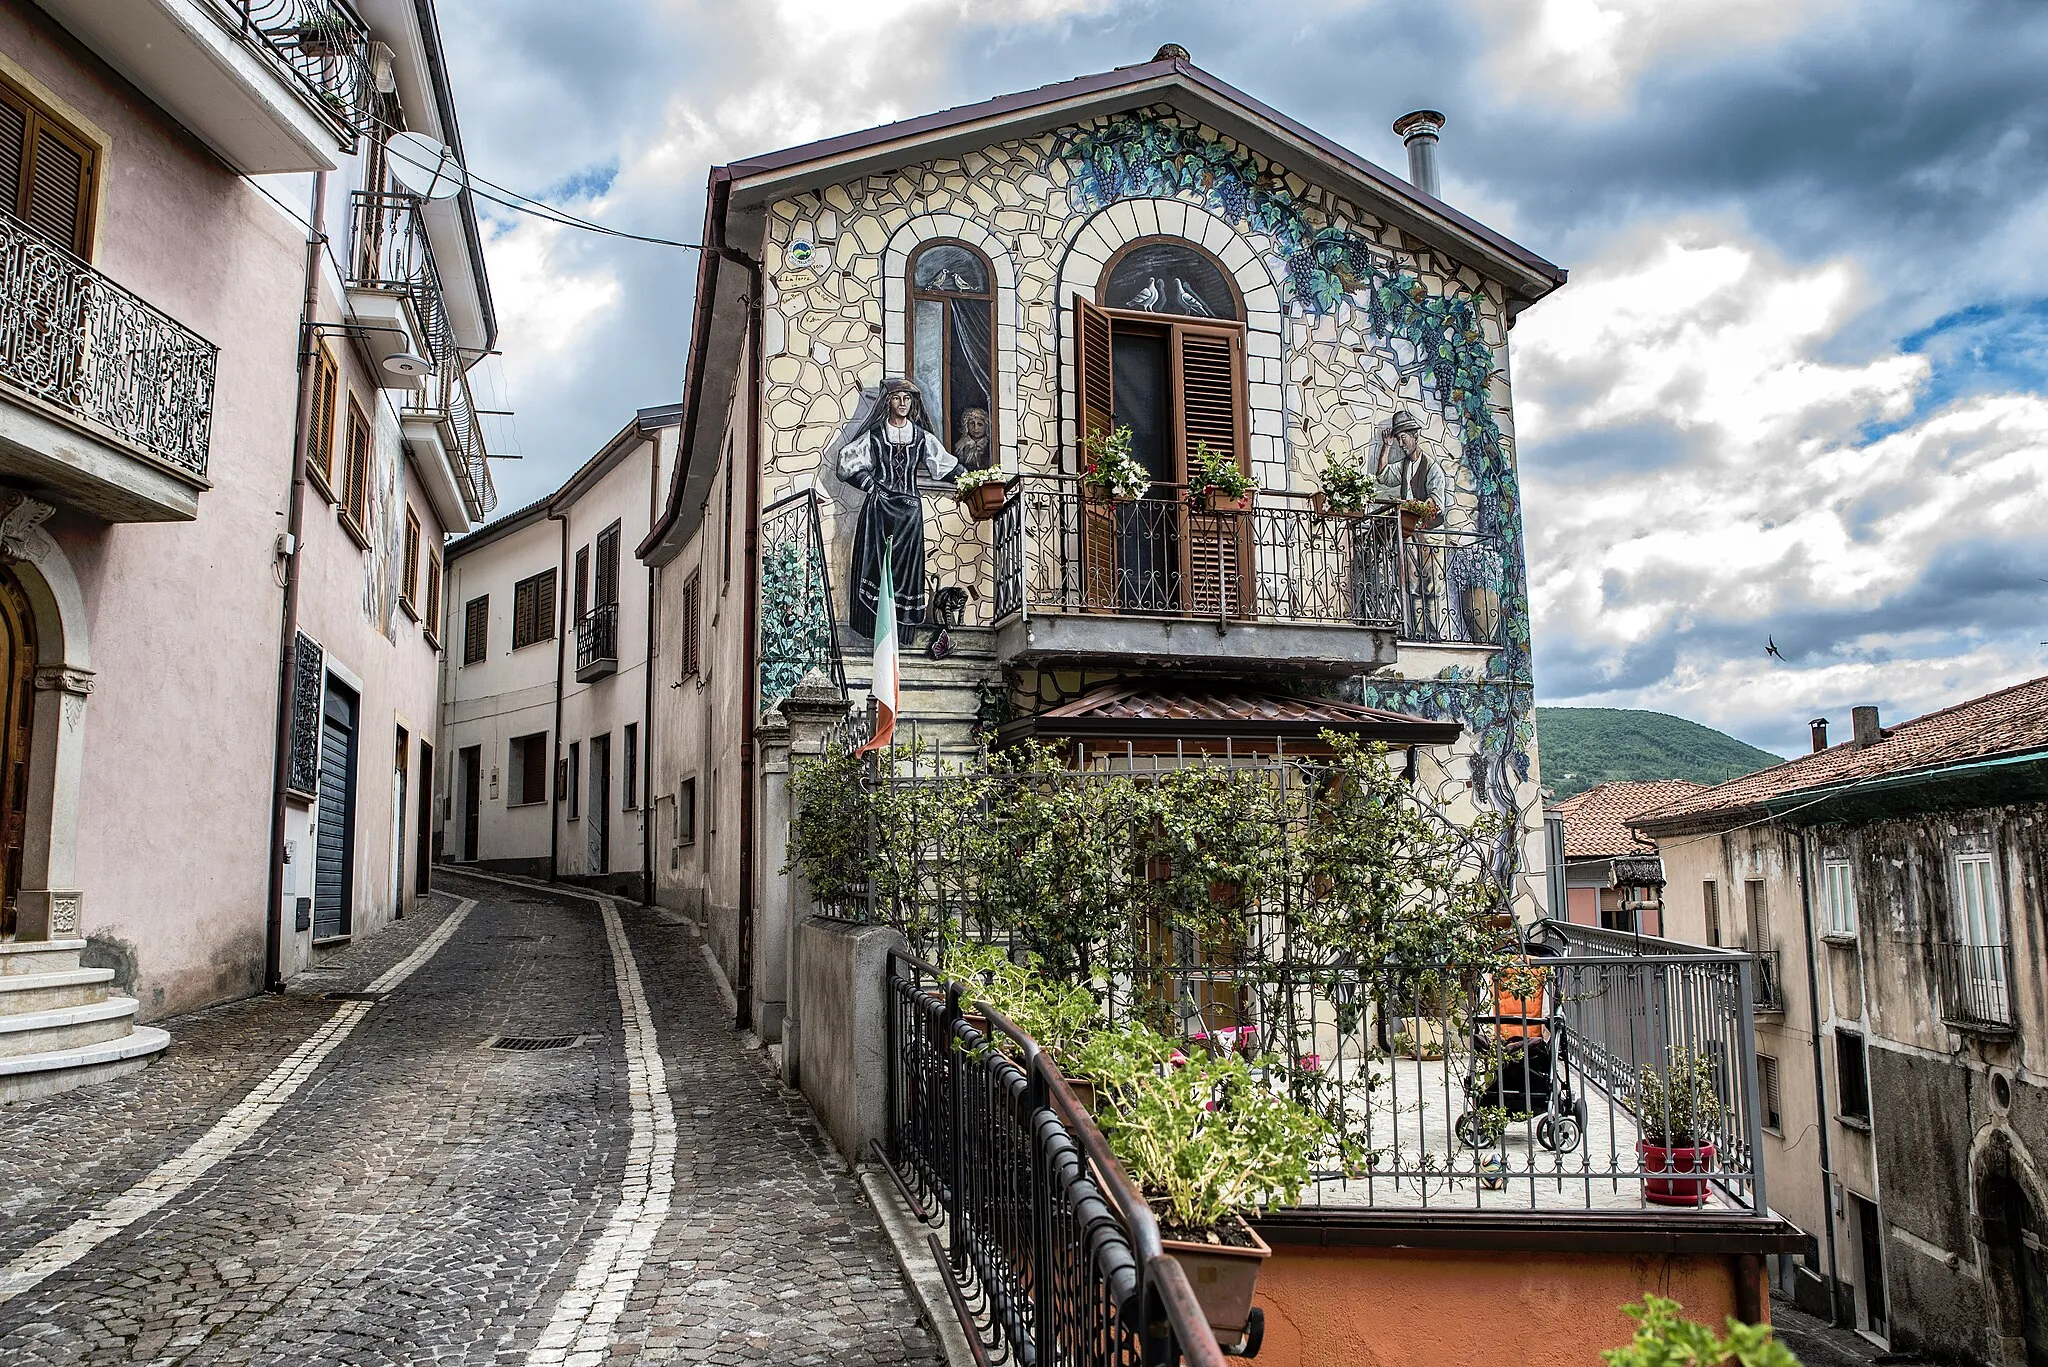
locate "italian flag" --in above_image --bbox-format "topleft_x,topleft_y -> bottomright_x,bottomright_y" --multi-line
856,546 -> 898,756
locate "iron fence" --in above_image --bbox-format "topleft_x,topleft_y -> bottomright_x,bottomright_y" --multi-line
212,0 -> 378,139
575,603 -> 618,675
883,952 -> 1228,1365
1397,528 -> 1510,645
1751,948 -> 1785,1013
0,209 -> 217,478
760,488 -> 843,712
1935,939 -> 2012,1029
821,745 -> 1768,1215
990,475 -> 1401,629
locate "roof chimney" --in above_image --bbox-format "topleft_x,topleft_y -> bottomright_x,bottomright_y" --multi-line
1852,705 -> 1882,750
1393,110 -> 1445,199
1809,718 -> 1828,753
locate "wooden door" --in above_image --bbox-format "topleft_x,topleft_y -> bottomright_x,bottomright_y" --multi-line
588,733 -> 610,876
415,741 -> 434,894
458,745 -> 480,862
1074,295 -> 1119,610
0,571 -> 33,939
313,682 -> 358,940
1174,324 -> 1249,619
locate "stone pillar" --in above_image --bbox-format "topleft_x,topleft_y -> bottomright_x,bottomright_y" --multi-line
753,703 -> 793,1047
771,669 -> 852,1085
15,664 -> 91,942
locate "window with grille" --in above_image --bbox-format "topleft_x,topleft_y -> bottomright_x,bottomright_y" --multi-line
679,571 -> 701,679
341,398 -> 372,544
622,724 -> 638,810
1702,880 -> 1720,946
400,507 -> 421,616
1823,858 -> 1857,937
0,75 -> 98,258
512,570 -> 556,650
424,553 -> 443,645
308,344 -> 340,496
1836,1030 -> 1871,1123
508,732 -> 548,806
1758,1055 -> 1782,1132
462,595 -> 487,666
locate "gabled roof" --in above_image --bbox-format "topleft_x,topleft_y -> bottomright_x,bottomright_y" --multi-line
1002,681 -> 1462,748
1552,780 -> 1704,860
1631,675 -> 2048,833
449,403 -> 683,561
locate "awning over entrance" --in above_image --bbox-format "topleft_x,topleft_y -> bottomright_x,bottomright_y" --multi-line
999,681 -> 1463,753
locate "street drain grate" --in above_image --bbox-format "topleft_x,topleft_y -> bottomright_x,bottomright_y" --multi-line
488,1034 -> 581,1052
324,991 -> 386,1002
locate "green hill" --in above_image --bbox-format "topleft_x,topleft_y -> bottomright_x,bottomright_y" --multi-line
1536,708 -> 1784,800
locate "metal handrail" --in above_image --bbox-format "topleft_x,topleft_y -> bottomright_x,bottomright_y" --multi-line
1935,938 -> 2013,1028
210,0 -> 377,139
0,208 -> 217,478
575,603 -> 619,673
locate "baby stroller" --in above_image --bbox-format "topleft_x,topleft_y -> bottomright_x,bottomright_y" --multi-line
1453,946 -> 1587,1154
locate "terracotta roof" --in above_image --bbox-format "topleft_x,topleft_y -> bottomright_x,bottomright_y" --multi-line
1551,780 -> 1705,860
1010,683 -> 1462,746
1632,674 -> 2048,830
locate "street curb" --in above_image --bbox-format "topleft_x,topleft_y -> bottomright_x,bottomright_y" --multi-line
858,1166 -> 980,1367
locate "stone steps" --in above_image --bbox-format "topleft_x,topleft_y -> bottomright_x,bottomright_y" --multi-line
0,937 -> 169,1102
0,964 -> 117,1013
0,937 -> 86,975
0,993 -> 140,1058
0,1026 -> 170,1104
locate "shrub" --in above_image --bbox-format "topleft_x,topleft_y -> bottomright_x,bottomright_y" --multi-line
1602,1295 -> 1801,1367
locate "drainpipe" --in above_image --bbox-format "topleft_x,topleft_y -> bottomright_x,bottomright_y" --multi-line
721,236 -> 764,1032
1794,825 -> 1844,1324
261,170 -> 328,995
642,437 -> 657,905
548,508 -> 568,881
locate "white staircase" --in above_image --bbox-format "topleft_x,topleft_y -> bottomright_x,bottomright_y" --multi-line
0,938 -> 168,1103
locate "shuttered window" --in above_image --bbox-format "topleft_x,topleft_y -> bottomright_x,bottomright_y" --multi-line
509,732 -> 548,806
341,398 -> 371,544
424,553 -> 443,645
595,522 -> 622,606
679,571 -> 701,679
400,507 -> 421,614
462,595 -> 487,665
308,345 -> 340,495
0,77 -> 97,258
1758,1055 -> 1781,1132
512,569 -> 556,649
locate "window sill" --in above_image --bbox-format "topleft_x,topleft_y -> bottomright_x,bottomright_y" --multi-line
311,934 -> 352,948
1837,1115 -> 1872,1133
512,637 -> 556,652
308,465 -> 336,504
1821,933 -> 1857,947
338,509 -> 371,551
507,799 -> 545,809
399,598 -> 418,623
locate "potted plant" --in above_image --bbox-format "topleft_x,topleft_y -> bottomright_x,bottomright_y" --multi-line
1635,1045 -> 1724,1207
1189,440 -> 1254,513
955,467 -> 1013,521
1094,1048 -> 1326,1348
1395,496 -> 1440,537
1081,424 -> 1148,505
1603,1294 -> 1800,1367
1312,451 -> 1374,518
1064,1019 -> 1180,1114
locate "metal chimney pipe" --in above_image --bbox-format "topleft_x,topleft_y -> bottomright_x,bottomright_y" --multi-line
1393,110 -> 1446,199
1810,718 -> 1829,753
1852,705 -> 1882,750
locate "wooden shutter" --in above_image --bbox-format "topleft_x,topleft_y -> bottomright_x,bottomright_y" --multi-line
463,596 -> 487,665
0,96 -> 25,231
1073,294 -> 1119,609
402,509 -> 421,606
680,572 -> 701,679
425,554 -> 442,638
535,569 -> 556,643
0,80 -> 95,258
309,348 -> 340,489
512,576 -> 538,649
344,399 -> 371,533
1174,323 -> 1249,618
596,524 -> 621,607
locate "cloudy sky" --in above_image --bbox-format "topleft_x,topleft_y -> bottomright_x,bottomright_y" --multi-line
436,0 -> 2048,757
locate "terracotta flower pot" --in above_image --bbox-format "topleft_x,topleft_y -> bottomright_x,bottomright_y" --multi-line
1161,1219 -> 1271,1345
1398,507 -> 1425,536
959,480 -> 1011,521
1639,1140 -> 1717,1207
1312,492 -> 1364,518
1063,1076 -> 1097,1114
1203,489 -> 1252,514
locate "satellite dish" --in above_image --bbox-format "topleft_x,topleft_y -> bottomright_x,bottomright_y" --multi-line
383,351 -> 433,379
386,131 -> 466,201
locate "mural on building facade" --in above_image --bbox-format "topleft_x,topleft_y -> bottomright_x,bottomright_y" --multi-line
834,378 -> 958,642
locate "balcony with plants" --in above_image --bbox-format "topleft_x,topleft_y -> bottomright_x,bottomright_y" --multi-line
0,208 -> 217,521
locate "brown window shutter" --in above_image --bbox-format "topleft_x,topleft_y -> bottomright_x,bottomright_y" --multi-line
0,95 -> 26,222
536,569 -> 556,642
345,404 -> 370,528
464,596 -> 488,665
25,123 -> 90,256
512,578 -> 536,648
680,573 -> 701,678
311,350 -> 339,486
1073,293 -> 1114,454
402,510 -> 420,603
426,555 -> 442,631
1174,323 -> 1249,619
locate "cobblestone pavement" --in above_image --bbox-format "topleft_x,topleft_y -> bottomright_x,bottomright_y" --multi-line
0,875 -> 939,1366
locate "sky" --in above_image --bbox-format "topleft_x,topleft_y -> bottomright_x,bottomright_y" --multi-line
434,0 -> 2048,758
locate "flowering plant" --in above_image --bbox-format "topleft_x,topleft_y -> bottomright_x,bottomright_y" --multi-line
1189,440 -> 1253,501
955,466 -> 1011,491
1316,452 -> 1375,513
1081,424 -> 1149,501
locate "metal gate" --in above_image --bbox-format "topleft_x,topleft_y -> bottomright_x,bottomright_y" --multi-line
313,682 -> 358,940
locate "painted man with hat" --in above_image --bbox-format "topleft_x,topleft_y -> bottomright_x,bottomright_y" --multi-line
1373,410 -> 1449,639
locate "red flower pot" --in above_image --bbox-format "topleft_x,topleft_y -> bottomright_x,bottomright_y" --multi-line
958,481 -> 1011,521
1203,489 -> 1252,514
1639,1140 -> 1717,1206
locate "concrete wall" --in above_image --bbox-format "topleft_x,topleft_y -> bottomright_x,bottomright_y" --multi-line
790,914 -> 905,1162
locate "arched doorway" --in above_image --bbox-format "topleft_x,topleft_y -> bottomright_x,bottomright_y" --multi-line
0,567 -> 35,939
1996,1176 -> 2048,1365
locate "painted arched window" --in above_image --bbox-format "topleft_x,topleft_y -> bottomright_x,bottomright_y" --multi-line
1101,237 -> 1241,321
906,240 -> 997,472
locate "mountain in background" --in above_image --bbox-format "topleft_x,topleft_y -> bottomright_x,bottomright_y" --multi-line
1536,708 -> 1785,800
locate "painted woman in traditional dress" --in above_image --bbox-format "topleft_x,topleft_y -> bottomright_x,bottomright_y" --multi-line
837,379 -> 958,641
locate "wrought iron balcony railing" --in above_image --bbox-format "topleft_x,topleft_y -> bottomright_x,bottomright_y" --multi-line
575,603 -> 619,679
991,473 -> 1402,628
1935,939 -> 2012,1029
347,191 -> 496,517
1397,527 -> 1512,646
209,0 -> 378,138
1751,947 -> 1785,1013
0,208 -> 217,479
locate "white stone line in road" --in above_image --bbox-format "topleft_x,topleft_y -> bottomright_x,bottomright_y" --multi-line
0,898 -> 476,1306
524,899 -> 677,1367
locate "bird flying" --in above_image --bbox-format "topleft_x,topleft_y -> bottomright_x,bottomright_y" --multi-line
1765,637 -> 1784,661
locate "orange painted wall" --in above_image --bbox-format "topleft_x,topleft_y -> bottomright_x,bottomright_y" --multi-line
1251,1244 -> 1759,1367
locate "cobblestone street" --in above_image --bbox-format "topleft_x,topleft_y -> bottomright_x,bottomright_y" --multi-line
0,875 -> 939,1366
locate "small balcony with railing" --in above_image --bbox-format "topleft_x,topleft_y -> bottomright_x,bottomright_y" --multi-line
575,603 -> 619,683
1751,947 -> 1785,1014
1936,938 -> 2013,1032
347,191 -> 495,523
0,209 -> 217,521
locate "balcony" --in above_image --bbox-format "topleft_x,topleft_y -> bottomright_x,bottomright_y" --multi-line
575,603 -> 618,682
37,0 -> 376,174
1752,947 -> 1785,1014
1936,939 -> 2013,1031
0,209 -> 216,521
348,192 -> 495,524
990,474 -> 1402,675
